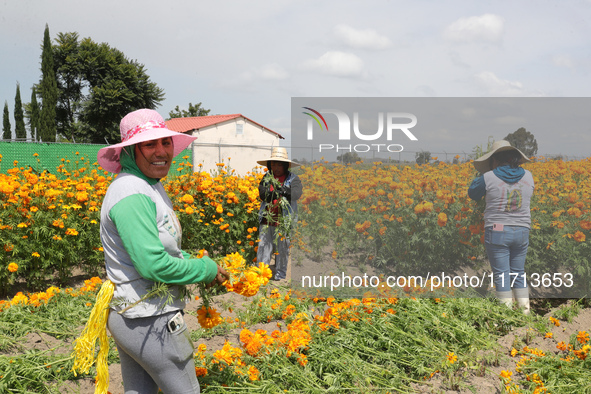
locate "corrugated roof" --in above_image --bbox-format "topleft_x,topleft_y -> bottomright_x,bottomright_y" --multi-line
165,114 -> 284,139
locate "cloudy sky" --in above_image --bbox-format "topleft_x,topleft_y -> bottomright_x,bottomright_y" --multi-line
1,0 -> 590,159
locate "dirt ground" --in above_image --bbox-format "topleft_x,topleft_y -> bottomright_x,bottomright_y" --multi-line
17,260 -> 591,394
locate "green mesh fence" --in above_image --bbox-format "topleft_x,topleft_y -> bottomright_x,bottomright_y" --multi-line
0,141 -> 192,175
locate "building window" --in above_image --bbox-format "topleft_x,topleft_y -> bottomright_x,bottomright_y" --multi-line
236,123 -> 244,135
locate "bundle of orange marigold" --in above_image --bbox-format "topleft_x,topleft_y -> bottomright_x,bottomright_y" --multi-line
219,252 -> 272,297
195,252 -> 272,329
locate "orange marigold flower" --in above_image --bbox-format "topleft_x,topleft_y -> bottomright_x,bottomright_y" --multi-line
573,231 -> 586,243
577,331 -> 589,344
65,228 -> 79,236
195,367 -> 208,377
7,263 -> 18,273
247,365 -> 260,381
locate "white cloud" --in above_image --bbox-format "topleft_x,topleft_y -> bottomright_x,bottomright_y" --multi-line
552,54 -> 575,69
259,63 -> 289,80
302,51 -> 365,78
334,24 -> 391,50
474,71 -> 526,96
444,14 -> 504,43
232,63 -> 289,84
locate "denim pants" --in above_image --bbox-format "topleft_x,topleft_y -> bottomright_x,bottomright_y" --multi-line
257,224 -> 290,280
484,225 -> 530,291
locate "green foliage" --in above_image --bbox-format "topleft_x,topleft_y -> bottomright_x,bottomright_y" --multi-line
336,152 -> 360,165
470,135 -> 495,160
45,31 -> 164,143
168,102 -> 211,119
505,127 -> 538,158
14,83 -> 26,140
415,150 -> 431,165
0,289 -> 107,393
28,87 -> 40,141
2,101 -> 10,140
39,24 -> 58,143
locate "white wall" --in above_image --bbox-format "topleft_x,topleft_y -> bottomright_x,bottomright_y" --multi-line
190,118 -> 281,176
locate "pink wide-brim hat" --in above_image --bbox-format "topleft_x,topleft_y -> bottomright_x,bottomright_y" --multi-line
97,109 -> 197,173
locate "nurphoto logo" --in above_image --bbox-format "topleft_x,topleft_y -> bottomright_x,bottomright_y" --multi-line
301,107 -> 418,153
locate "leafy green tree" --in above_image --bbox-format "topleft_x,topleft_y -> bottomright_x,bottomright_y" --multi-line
14,83 -> 26,139
504,127 -> 538,158
415,150 -> 431,165
39,24 -> 58,142
2,102 -> 11,140
48,32 -> 165,143
336,152 -> 360,164
168,102 -> 211,119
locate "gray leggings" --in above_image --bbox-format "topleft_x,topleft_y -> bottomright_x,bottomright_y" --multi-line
107,310 -> 200,394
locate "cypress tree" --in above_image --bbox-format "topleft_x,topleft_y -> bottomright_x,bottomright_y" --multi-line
30,87 -> 40,141
14,83 -> 26,140
39,24 -> 57,142
2,102 -> 11,140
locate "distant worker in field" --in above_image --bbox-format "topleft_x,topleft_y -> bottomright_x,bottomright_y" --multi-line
468,140 -> 534,314
256,147 -> 303,282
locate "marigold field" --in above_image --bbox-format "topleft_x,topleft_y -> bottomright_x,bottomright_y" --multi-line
1,153 -> 591,393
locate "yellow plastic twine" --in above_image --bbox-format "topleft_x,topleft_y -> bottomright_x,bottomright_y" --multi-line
71,279 -> 115,394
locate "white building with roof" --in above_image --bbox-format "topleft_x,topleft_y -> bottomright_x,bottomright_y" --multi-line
166,114 -> 284,176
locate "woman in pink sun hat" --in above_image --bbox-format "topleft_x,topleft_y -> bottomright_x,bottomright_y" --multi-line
97,109 -> 229,393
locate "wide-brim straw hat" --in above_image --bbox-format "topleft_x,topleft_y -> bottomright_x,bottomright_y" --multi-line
97,109 -> 197,173
257,147 -> 300,168
472,139 -> 530,173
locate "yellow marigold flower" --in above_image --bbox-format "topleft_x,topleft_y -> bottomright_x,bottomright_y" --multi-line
75,191 -> 89,202
549,316 -> 560,327
197,306 -> 223,329
11,292 -> 29,306
32,252 -> 40,258
544,332 -> 553,339
181,194 -> 194,204
7,263 -> 18,273
499,370 -> 512,380
510,348 -> 518,357
65,228 -> 79,236
446,352 -> 457,364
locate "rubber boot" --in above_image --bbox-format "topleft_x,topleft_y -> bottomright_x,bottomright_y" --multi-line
495,290 -> 514,308
513,287 -> 530,315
